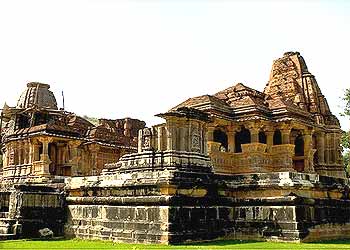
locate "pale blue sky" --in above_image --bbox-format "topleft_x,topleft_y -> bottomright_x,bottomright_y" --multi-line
0,0 -> 349,129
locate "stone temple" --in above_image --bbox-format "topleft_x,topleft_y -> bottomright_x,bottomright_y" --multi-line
0,52 -> 349,243
0,82 -> 145,182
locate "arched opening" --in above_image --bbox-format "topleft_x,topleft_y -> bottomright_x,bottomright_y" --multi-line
293,132 -> 305,172
16,114 -> 30,130
235,127 -> 251,153
273,130 -> 282,145
214,129 -> 228,152
295,135 -> 304,156
259,131 -> 267,144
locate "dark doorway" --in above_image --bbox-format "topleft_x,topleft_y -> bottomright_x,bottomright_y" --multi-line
295,135 -> 304,156
214,129 -> 228,151
235,128 -> 251,153
259,131 -> 267,144
273,130 -> 282,145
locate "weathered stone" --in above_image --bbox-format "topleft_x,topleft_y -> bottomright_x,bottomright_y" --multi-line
0,52 -> 349,244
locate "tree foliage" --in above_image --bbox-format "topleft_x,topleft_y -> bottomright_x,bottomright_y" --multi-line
82,115 -> 99,126
341,88 -> 350,117
341,88 -> 350,175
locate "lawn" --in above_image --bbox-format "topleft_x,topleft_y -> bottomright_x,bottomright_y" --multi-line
1,239 -> 350,250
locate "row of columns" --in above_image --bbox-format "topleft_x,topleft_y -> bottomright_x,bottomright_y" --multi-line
2,137 -> 83,177
138,118 -> 208,154
210,126 -> 284,153
208,125 -> 339,165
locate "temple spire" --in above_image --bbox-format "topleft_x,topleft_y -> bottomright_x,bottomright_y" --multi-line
264,51 -> 338,125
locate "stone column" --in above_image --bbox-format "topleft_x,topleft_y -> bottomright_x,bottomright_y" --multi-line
202,125 -> 208,155
316,132 -> 325,164
207,126 -> 215,142
166,122 -> 177,151
3,144 -> 8,168
23,140 -> 29,165
179,125 -> 187,151
137,129 -> 143,153
18,141 -> 23,165
250,128 -> 259,143
89,144 -> 100,175
38,137 -> 53,177
68,141 -> 81,176
334,133 -> 340,164
42,140 -> 49,159
324,133 -> 330,164
304,133 -> 312,154
8,143 -> 15,166
157,126 -> 163,151
30,139 -> 40,162
166,126 -> 171,150
281,129 -> 291,144
206,126 -> 217,153
266,131 -> 274,153
227,127 -> 236,153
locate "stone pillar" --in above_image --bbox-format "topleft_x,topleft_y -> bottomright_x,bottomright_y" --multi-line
89,144 -> 100,175
3,144 -> 8,168
38,137 -> 53,177
18,141 -> 23,165
8,143 -> 15,166
68,141 -> 81,176
23,140 -> 29,165
32,142 -> 40,162
304,133 -> 312,154
137,129 -> 143,153
303,131 -> 315,173
250,128 -> 259,143
202,125 -> 208,155
324,133 -> 330,164
281,129 -> 291,144
42,140 -> 49,158
207,126 -> 215,142
179,126 -> 187,151
166,123 -> 177,151
316,132 -> 325,164
157,126 -> 163,151
227,127 -> 236,153
266,131 -> 274,153
334,133 -> 340,164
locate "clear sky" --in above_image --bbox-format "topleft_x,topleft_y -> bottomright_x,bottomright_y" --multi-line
0,0 -> 349,129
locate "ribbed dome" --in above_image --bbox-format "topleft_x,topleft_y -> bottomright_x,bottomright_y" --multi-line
16,82 -> 58,110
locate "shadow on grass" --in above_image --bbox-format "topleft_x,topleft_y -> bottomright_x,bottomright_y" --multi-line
180,239 -> 260,246
307,239 -> 350,244
16,237 -> 67,242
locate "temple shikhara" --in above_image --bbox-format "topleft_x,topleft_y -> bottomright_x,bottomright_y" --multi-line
0,52 -> 349,243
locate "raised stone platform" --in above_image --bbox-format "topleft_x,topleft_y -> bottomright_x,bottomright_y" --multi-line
64,161 -> 350,243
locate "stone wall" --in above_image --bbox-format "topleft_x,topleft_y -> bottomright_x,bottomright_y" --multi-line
0,185 -> 65,239
65,167 -> 350,244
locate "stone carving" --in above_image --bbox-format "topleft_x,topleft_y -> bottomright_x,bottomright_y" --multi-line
142,128 -> 152,150
191,127 -> 201,152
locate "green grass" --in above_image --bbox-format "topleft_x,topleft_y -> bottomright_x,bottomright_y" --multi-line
1,239 -> 350,250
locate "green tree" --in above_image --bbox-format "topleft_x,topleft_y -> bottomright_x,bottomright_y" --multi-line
341,88 -> 350,175
82,115 -> 99,126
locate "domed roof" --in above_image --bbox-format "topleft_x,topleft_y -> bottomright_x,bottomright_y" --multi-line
16,82 -> 58,110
